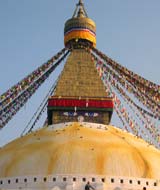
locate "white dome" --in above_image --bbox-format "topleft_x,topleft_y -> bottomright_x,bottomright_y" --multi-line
0,122 -> 160,178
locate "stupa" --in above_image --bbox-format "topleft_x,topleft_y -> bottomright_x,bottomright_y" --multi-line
0,1 -> 160,190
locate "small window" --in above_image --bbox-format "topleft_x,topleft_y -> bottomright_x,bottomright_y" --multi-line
8,180 -> 11,184
63,177 -> 67,182
0,180 -> 3,185
154,182 -> 157,186
120,179 -> 123,183
111,178 -> 114,183
92,178 -> 95,182
146,181 -> 149,186
137,180 -> 141,185
16,179 -> 18,183
24,178 -> 27,182
101,178 -> 105,183
73,178 -> 76,182
43,177 -> 47,182
129,180 -> 132,184
34,177 -> 37,182
53,178 -> 56,182
83,178 -> 86,182
143,187 -> 146,190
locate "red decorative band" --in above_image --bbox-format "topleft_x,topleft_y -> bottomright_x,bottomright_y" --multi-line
48,98 -> 114,108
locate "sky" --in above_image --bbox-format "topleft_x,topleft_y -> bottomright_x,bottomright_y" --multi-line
0,0 -> 160,146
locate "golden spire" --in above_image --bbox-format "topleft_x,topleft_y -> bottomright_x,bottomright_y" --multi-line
48,0 -> 113,125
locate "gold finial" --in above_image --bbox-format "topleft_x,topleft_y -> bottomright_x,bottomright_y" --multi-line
72,0 -> 88,18
78,0 -> 83,6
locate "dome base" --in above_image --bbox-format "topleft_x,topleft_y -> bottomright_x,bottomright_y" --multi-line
0,174 -> 159,190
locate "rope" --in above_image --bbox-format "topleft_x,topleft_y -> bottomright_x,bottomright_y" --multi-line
21,77 -> 59,136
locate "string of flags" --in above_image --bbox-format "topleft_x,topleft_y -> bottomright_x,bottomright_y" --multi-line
91,49 -> 160,119
0,48 -> 66,111
91,49 -> 160,148
0,49 -> 69,128
92,48 -> 160,108
21,77 -> 59,136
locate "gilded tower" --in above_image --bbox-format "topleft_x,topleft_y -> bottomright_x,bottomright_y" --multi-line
47,0 -> 113,125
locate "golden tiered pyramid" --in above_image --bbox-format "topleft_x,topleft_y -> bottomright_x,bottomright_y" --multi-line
54,50 -> 107,97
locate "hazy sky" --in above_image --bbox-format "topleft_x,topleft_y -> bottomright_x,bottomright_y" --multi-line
0,0 -> 160,146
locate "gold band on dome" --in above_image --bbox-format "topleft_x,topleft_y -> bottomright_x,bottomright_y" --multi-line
64,30 -> 96,47
64,17 -> 96,34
